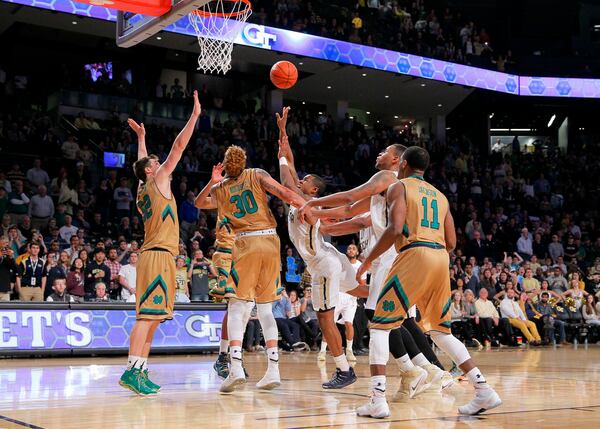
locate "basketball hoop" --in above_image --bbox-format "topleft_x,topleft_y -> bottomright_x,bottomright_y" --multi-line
189,0 -> 252,74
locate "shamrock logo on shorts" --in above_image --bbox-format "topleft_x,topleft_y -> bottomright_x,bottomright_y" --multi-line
382,300 -> 395,313
153,295 -> 164,305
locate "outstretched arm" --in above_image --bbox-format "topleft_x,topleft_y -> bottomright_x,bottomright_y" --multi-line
320,214 -> 372,236
278,135 -> 304,198
356,181 -> 406,282
128,119 -> 147,160
310,197 -> 371,220
298,170 -> 396,222
157,90 -> 201,180
256,169 -> 306,208
195,163 -> 223,210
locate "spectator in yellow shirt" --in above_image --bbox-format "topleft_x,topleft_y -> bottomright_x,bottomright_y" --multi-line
351,12 -> 363,30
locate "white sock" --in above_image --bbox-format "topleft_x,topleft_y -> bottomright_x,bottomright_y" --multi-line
320,341 -> 328,352
127,355 -> 147,370
370,375 -> 386,398
395,354 -> 415,372
411,353 -> 430,367
267,347 -> 279,369
230,346 -> 243,372
219,339 -> 229,354
465,367 -> 490,390
346,339 -> 353,351
333,354 -> 350,371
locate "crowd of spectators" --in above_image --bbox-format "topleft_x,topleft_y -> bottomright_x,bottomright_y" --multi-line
251,0 -> 514,72
1,77 -> 600,351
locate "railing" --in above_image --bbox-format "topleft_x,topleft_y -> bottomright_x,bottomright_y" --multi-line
59,89 -> 195,122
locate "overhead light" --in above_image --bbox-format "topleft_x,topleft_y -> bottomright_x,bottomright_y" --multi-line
384,95 -> 390,99
394,115 -> 399,119
298,62 -> 303,65
326,85 -> 332,89
377,120 -> 380,123
156,36 -> 162,40
489,113 -> 494,119
490,128 -> 510,132
318,112 -> 323,115
302,101 -> 306,105
350,116 -> 354,119
446,127 -> 451,130
511,128 -> 532,132
547,114 -> 556,127
490,128 -> 533,132
175,53 -> 179,57
362,73 -> 367,77
437,103 -> 443,107
420,83 -> 426,87
72,21 -> 78,25
579,127 -> 585,131
366,111 -> 371,115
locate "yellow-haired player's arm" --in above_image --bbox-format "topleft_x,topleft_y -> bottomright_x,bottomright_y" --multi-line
195,163 -> 223,210
256,169 -> 306,208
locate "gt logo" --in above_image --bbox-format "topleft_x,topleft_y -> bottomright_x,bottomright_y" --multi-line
242,24 -> 277,49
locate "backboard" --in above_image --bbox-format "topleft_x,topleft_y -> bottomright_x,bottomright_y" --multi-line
116,0 -> 209,48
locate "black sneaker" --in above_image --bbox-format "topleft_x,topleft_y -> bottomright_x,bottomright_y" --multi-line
322,367 -> 357,389
213,352 -> 230,380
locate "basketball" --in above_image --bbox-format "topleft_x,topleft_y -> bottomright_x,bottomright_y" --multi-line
270,61 -> 298,89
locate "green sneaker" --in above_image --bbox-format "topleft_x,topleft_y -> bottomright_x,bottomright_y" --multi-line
213,352 -> 230,380
119,368 -> 157,395
142,369 -> 161,391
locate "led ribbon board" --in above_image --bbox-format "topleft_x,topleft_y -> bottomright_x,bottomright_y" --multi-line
0,308 -> 225,352
3,0 -> 600,98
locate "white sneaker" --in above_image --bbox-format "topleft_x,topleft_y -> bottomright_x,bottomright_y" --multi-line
441,371 -> 455,390
346,348 -> 357,362
318,350 -> 327,361
256,366 -> 281,390
356,397 -> 390,419
422,363 -> 444,392
394,366 -> 429,400
219,366 -> 246,393
458,388 -> 502,415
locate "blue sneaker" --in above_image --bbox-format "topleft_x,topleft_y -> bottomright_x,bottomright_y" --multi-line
322,367 -> 357,389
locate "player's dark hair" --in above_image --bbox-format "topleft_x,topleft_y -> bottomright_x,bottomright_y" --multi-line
402,146 -> 430,171
133,155 -> 158,182
309,175 -> 327,196
389,144 -> 407,158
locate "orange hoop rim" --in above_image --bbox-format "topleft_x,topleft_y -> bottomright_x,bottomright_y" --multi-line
191,0 -> 252,18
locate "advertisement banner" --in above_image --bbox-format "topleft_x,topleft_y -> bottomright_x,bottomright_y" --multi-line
0,307 -> 225,353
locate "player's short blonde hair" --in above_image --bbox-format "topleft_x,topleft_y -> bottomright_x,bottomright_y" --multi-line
223,145 -> 247,177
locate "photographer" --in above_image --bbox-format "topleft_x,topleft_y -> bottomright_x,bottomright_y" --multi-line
188,249 -> 216,302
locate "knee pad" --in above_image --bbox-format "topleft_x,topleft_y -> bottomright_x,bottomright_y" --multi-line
227,299 -> 252,342
369,329 -> 390,365
257,302 -> 278,342
429,331 -> 471,366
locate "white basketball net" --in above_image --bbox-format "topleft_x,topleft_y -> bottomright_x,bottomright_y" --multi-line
189,0 -> 252,74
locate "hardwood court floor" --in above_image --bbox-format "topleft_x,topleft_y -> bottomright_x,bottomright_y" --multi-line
1,346 -> 600,429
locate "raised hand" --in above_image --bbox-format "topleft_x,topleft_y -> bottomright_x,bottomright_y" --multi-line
192,90 -> 201,117
211,162 -> 224,182
356,259 -> 372,285
127,118 -> 145,138
278,135 -> 293,160
276,106 -> 291,132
